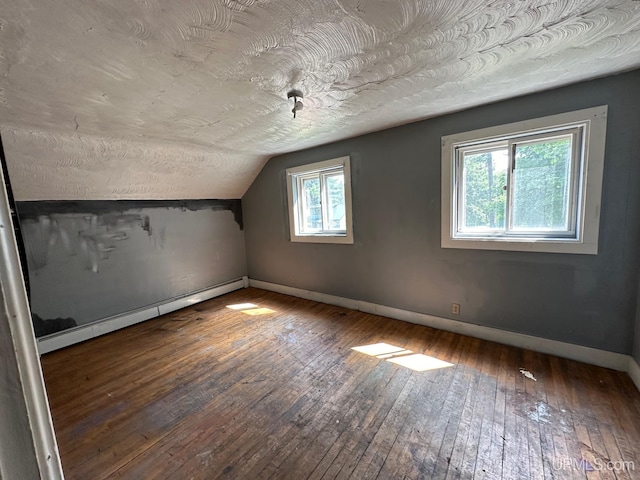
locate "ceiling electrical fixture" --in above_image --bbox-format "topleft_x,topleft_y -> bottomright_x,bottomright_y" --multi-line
287,89 -> 304,118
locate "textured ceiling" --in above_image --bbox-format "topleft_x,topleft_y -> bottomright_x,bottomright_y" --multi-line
1,0 -> 639,200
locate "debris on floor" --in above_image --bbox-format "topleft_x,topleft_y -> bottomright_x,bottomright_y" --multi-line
519,368 -> 537,381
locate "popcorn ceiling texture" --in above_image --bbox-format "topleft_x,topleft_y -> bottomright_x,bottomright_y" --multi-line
1,0 -> 640,200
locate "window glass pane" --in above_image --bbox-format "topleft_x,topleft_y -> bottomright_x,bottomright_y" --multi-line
301,177 -> 321,232
325,173 -> 345,231
460,149 -> 508,231
511,136 -> 572,231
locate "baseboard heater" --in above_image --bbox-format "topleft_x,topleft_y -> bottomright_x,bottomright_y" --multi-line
37,276 -> 249,355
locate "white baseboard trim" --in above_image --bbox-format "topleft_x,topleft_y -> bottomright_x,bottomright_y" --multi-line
629,357 -> 640,392
250,279 -> 361,311
38,277 -> 248,355
249,279 -> 631,373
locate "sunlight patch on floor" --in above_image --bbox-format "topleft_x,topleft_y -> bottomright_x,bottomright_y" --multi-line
241,307 -> 276,315
227,303 -> 259,310
351,342 -> 454,372
226,303 -> 276,315
387,353 -> 454,372
352,342 -> 406,357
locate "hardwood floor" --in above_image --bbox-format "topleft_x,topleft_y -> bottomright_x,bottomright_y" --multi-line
41,288 -> 640,479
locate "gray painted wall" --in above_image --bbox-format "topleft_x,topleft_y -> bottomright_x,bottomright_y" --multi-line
634,274 -> 640,363
243,70 -> 640,355
17,200 -> 247,336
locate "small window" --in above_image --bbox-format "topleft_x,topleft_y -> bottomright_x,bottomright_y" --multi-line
286,156 -> 353,244
442,106 -> 607,254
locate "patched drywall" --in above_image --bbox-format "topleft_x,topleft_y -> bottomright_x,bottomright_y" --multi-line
17,200 -> 246,335
2,1 -> 640,199
243,71 -> 640,355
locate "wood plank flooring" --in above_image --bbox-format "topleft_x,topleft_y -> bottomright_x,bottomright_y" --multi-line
41,288 -> 640,479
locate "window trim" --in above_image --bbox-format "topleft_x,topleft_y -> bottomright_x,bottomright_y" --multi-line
286,156 -> 353,244
441,106 -> 607,254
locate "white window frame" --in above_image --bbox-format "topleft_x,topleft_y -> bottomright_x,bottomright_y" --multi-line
286,156 -> 353,244
441,106 -> 607,254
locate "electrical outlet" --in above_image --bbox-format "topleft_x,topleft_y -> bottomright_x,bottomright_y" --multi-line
451,303 -> 460,315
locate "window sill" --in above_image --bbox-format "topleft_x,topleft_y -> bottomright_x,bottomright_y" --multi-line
441,236 -> 597,254
291,234 -> 354,244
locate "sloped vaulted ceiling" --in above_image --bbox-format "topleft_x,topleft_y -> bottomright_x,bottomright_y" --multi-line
1,0 -> 639,200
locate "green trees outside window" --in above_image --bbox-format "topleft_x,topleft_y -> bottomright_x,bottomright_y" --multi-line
459,134 -> 575,235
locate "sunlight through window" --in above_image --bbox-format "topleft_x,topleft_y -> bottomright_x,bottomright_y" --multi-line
351,342 -> 454,372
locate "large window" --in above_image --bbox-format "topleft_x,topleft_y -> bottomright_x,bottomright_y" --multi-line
441,106 -> 607,254
286,156 -> 353,244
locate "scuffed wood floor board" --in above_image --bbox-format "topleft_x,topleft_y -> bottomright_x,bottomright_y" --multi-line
41,287 -> 640,479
